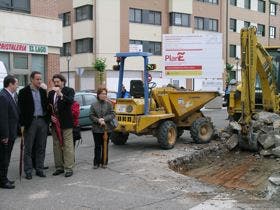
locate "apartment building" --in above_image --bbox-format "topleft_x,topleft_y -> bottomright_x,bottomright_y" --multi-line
59,0 -> 280,91
0,0 -> 62,88
227,0 -> 280,80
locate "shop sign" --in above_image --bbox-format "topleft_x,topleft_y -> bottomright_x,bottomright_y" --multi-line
0,41 -> 48,54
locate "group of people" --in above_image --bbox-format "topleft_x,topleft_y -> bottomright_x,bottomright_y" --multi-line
0,71 -> 115,189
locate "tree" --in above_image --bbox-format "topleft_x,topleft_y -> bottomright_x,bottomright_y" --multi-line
226,63 -> 234,83
93,58 -> 106,88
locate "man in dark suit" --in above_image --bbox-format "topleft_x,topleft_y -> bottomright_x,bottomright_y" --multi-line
0,75 -> 19,189
48,74 -> 75,177
18,71 -> 49,180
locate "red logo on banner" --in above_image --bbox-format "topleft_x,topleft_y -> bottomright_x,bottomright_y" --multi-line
165,52 -> 185,62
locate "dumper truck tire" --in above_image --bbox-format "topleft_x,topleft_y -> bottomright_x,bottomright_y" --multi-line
110,132 -> 129,145
157,121 -> 177,149
190,117 -> 213,144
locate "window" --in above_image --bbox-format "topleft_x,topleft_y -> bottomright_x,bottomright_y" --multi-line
129,8 -> 161,25
143,41 -> 161,55
229,45 -> 236,58
207,18 -> 218,31
14,53 -> 28,69
257,24 -> 265,36
196,0 -> 218,4
129,8 -> 142,23
0,0 -> 30,13
31,55 -> 45,81
229,71 -> 236,81
230,0 -> 237,6
130,40 -> 142,45
244,0 -> 251,9
148,10 -> 161,25
270,26 -> 276,38
230,18 -> 237,32
62,12 -> 71,26
130,40 -> 161,55
170,12 -> 190,27
258,0 -> 266,13
75,5 -> 93,22
209,0 -> 218,4
194,17 -> 204,30
244,21 -> 250,28
60,42 -> 71,56
270,3 -> 277,15
15,74 -> 28,88
0,52 -> 10,71
194,17 -> 218,31
76,38 -> 93,54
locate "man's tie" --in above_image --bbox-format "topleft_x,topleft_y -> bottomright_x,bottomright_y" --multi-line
54,95 -> 60,112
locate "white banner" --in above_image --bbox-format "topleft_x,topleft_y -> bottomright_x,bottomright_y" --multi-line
163,33 -> 223,78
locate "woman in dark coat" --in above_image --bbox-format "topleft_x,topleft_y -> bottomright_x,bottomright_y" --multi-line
89,87 -> 115,169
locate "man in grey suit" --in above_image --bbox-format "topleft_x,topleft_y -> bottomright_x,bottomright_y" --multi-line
0,75 -> 19,189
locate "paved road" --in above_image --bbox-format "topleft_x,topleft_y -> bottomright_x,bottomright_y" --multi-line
0,108 -> 278,209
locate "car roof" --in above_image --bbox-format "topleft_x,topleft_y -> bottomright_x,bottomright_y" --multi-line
75,92 -> 97,96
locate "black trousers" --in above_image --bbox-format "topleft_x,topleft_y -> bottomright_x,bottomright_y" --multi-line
0,140 -> 14,184
24,118 -> 48,174
92,132 -> 110,166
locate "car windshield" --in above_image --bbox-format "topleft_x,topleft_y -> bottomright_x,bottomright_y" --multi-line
74,95 -> 83,105
84,94 -> 97,106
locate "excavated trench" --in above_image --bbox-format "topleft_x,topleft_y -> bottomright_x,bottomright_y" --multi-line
169,142 -> 280,198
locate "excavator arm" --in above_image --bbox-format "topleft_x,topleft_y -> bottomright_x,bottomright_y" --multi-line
240,27 -> 279,125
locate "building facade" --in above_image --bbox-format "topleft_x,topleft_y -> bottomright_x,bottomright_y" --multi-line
58,0 -> 280,91
226,0 -> 280,80
0,0 -> 62,88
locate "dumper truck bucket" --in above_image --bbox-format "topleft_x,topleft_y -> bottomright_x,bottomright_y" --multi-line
167,91 -> 219,118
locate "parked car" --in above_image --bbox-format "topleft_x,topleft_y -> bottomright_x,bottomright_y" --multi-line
74,92 -> 97,127
81,89 -> 117,105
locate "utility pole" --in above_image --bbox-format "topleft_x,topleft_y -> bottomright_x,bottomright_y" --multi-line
67,56 -> 71,87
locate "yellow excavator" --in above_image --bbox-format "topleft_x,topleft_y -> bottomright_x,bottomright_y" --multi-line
229,26 -> 280,151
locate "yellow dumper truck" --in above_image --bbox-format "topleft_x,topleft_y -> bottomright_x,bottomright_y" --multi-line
111,52 -> 218,149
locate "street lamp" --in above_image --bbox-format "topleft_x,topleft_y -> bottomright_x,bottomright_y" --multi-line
235,57 -> 240,82
67,56 -> 71,87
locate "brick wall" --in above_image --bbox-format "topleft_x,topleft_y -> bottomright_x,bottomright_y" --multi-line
31,0 -> 59,18
46,54 -> 60,87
